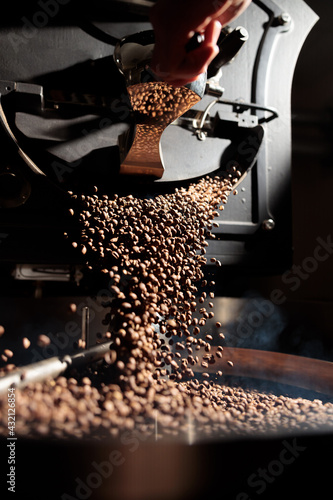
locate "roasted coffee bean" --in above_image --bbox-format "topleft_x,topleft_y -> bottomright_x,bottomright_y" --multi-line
68,303 -> 77,314
37,334 -> 51,347
1,170 -> 332,442
22,338 -> 31,349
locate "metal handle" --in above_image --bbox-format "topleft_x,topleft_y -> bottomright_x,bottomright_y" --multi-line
0,341 -> 113,394
208,26 -> 249,78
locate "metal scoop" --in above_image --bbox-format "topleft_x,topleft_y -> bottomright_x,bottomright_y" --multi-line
114,30 -> 206,179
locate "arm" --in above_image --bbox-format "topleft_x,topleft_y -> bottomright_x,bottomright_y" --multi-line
150,0 -> 251,86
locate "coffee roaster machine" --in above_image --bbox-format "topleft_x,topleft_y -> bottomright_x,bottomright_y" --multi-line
1,1 -> 333,499
0,0 -> 317,276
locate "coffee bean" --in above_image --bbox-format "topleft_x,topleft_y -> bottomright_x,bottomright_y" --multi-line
22,337 -> 31,349
37,334 -> 51,347
68,303 -> 77,314
2,163 -> 332,442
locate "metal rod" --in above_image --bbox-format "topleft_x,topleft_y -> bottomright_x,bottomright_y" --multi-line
81,306 -> 90,348
0,341 -> 113,395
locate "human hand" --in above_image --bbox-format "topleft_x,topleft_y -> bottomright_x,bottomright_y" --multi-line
150,0 -> 251,86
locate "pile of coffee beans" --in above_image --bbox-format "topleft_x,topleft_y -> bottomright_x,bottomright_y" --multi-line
0,172 -> 333,441
128,81 -> 200,125
1,369 -> 333,440
120,82 -> 201,174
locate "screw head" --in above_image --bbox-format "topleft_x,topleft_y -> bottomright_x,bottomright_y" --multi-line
278,12 -> 291,26
262,218 -> 275,231
197,130 -> 207,141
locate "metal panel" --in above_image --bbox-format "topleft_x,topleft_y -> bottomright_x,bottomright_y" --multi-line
0,0 -> 318,274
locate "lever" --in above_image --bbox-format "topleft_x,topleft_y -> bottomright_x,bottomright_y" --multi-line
207,26 -> 249,78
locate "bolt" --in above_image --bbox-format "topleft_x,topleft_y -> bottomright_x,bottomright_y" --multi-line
262,219 -> 275,231
277,12 -> 292,26
197,130 -> 207,141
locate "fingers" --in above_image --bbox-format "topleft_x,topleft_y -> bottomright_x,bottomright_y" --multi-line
151,20 -> 221,87
161,45 -> 218,87
216,0 -> 252,26
150,0 -> 251,86
204,18 -> 223,48
151,41 -> 217,87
